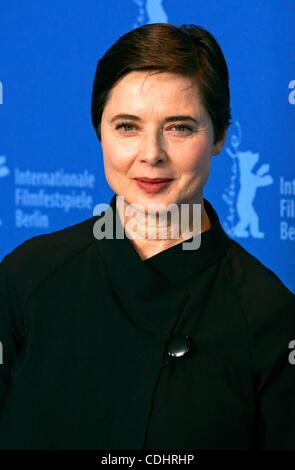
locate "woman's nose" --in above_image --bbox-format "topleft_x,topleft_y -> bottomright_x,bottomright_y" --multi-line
139,130 -> 167,165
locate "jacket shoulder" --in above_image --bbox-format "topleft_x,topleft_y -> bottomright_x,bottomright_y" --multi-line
0,215 -> 98,305
228,240 -> 293,296
225,239 -> 294,307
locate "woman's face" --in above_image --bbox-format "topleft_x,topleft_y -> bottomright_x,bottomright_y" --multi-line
100,71 -> 225,211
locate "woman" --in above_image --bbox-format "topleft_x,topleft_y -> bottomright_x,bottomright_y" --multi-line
0,23 -> 294,450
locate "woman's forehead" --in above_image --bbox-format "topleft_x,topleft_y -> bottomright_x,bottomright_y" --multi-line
104,71 -> 204,116
114,71 -> 198,95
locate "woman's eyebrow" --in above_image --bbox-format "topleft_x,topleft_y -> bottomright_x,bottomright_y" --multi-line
110,114 -> 200,124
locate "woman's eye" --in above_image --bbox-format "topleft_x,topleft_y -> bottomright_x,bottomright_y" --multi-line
171,124 -> 193,134
115,122 -> 136,132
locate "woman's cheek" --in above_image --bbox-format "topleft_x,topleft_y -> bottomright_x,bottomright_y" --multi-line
180,150 -> 210,174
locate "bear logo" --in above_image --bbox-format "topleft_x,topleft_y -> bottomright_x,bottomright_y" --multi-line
0,155 -> 9,178
232,151 -> 273,238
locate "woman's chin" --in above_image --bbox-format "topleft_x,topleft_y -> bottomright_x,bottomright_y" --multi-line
125,194 -> 178,213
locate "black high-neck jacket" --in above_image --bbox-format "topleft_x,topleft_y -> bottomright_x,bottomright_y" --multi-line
0,195 -> 294,449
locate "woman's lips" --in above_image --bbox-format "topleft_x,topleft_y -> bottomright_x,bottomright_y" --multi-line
134,178 -> 174,194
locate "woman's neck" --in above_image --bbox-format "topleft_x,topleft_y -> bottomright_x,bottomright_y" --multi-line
116,197 -> 212,260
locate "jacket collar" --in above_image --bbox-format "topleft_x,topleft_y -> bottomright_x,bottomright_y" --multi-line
94,194 -> 230,336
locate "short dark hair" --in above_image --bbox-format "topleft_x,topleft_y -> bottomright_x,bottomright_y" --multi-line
91,23 -> 231,145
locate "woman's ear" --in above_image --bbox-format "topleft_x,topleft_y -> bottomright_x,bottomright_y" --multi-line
212,130 -> 227,156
